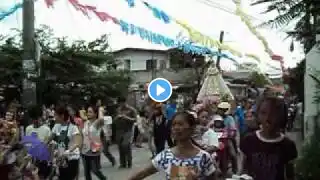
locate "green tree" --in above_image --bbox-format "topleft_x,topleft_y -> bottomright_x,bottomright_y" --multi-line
286,59 -> 305,101
0,25 -> 131,105
249,71 -> 270,88
169,49 -> 212,102
0,35 -> 24,102
251,0 -> 319,101
251,0 -> 319,53
296,70 -> 320,180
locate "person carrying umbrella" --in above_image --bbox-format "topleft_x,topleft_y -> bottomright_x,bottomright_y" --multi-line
24,105 -> 52,178
25,105 -> 51,144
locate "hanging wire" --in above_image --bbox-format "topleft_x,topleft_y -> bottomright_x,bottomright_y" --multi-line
189,0 -> 264,22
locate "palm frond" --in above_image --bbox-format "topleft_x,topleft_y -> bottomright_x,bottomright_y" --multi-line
251,0 -> 279,6
258,1 -> 305,28
261,0 -> 299,14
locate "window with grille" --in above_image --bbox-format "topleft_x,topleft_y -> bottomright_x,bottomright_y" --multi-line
159,60 -> 167,69
124,59 -> 131,70
146,59 -> 157,70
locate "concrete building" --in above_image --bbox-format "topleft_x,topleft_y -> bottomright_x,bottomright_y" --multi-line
113,48 -> 251,105
113,48 -> 170,72
112,47 -> 253,86
113,48 -> 206,88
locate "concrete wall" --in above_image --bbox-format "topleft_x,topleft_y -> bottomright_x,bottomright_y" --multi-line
129,68 -> 197,85
114,49 -> 169,71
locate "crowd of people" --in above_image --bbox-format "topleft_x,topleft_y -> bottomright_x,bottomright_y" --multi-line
0,91 -> 302,180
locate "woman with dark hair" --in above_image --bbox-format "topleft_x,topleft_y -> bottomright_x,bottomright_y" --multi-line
240,97 -> 297,180
81,105 -> 107,180
129,111 -> 217,180
25,105 -> 52,178
47,105 -> 82,180
151,104 -> 167,154
68,106 -> 84,130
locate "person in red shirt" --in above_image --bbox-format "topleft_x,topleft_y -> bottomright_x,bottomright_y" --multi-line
74,110 -> 84,129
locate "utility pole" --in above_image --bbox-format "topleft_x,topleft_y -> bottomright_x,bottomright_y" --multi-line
215,31 -> 224,71
22,0 -> 37,108
151,51 -> 156,79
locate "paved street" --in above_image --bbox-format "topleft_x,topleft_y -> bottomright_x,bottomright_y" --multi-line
78,144 -> 163,180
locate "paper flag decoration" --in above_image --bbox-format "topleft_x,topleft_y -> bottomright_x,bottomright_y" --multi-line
233,0 -> 284,71
0,0 -> 283,73
142,1 -> 171,24
234,0 -> 272,55
45,0 -> 56,8
0,0 -> 283,72
0,3 -> 22,21
123,0 -> 288,71
58,0 -> 235,59
126,0 -> 135,7
47,0 -> 278,71
123,0 -> 264,62
174,19 -> 244,58
118,19 -> 233,57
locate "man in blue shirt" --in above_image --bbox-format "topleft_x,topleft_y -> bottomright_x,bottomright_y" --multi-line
165,103 -> 176,122
217,102 -> 238,174
235,102 -> 246,135
164,102 -> 176,147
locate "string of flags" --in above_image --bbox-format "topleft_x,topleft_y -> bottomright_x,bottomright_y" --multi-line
123,0 -> 248,61
0,3 -> 22,21
123,0 -> 285,70
233,0 -> 284,71
45,0 -> 271,72
0,0 -> 284,72
45,0 -> 236,61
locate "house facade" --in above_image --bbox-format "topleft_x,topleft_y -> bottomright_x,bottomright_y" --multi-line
113,48 -> 250,105
113,48 -> 204,88
113,48 -> 170,72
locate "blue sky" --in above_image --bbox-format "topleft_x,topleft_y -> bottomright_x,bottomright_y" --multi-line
0,0 -> 305,74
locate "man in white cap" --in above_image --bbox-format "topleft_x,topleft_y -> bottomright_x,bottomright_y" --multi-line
217,101 -> 238,175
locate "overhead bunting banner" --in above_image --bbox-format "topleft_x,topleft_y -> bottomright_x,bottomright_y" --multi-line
44,0 -> 236,60
142,1 -> 170,24
0,3 -> 22,21
123,0 -> 262,62
234,0 -> 284,71
174,20 -> 243,57
44,0 -> 56,8
123,0 -> 287,71
65,0 -> 269,72
44,0 -> 277,72
234,0 -> 272,55
126,0 -> 135,7
124,0 -> 170,24
0,0 -> 281,72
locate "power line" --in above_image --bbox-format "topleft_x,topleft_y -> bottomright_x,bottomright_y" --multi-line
204,0 -> 264,21
190,0 -> 264,22
201,0 -> 293,34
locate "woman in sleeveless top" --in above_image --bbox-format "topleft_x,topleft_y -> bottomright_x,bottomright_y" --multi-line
81,105 -> 107,180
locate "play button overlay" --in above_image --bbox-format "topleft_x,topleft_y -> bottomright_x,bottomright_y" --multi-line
156,84 -> 165,96
148,78 -> 172,103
